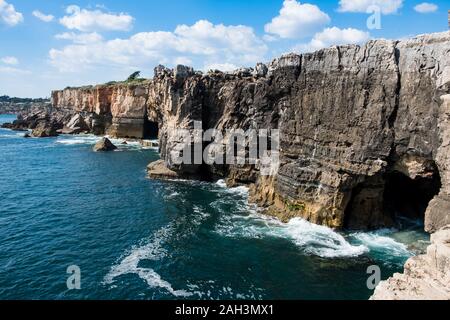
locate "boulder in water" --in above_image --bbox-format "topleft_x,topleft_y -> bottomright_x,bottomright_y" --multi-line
31,122 -> 58,137
147,160 -> 178,179
93,137 -> 117,152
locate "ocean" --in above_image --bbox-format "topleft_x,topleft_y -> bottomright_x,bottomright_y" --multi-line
0,114 -> 429,300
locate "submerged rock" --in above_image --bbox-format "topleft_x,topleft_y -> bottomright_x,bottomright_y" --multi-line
147,160 -> 178,179
93,138 -> 117,152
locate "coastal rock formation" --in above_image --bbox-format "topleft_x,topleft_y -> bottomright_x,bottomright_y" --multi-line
31,122 -> 58,137
5,31 -> 450,300
50,82 -> 151,138
371,225 -> 450,300
16,31 -> 449,232
147,160 -> 179,179
93,138 -> 117,152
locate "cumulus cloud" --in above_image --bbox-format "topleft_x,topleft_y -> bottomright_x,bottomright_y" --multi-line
59,5 -> 133,32
49,20 -> 268,72
338,0 -> 403,14
32,10 -> 54,22
0,0 -> 23,26
55,32 -> 103,44
414,2 -> 438,13
1,56 -> 19,65
264,0 -> 330,39
293,27 -> 370,53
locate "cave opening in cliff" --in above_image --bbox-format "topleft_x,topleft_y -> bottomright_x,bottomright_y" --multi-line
382,169 -> 441,224
143,119 -> 159,139
344,165 -> 441,230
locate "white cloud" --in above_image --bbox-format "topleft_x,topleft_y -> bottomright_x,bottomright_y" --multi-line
49,20 -> 268,73
414,2 -> 438,13
0,0 -> 23,26
264,0 -> 330,39
0,66 -> 30,75
204,63 -> 238,72
59,5 -> 134,32
32,10 -> 54,22
55,32 -> 103,44
338,0 -> 403,14
1,56 -> 18,65
293,27 -> 370,53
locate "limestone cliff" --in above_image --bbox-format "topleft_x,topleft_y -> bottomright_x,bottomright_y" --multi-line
371,225 -> 450,300
44,32 -> 450,233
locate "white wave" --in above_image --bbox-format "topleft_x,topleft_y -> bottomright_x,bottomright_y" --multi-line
56,134 -> 98,145
55,134 -> 149,151
215,179 -> 249,196
216,179 -> 227,188
135,269 -> 192,297
104,224 -> 192,297
350,229 -> 413,258
285,218 -> 368,258
164,191 -> 180,199
193,205 -> 210,219
215,213 -> 368,258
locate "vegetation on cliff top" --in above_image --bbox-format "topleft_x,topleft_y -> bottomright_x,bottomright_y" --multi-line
63,71 -> 149,91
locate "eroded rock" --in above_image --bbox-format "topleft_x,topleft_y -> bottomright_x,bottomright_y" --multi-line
93,137 -> 117,152
147,160 -> 178,180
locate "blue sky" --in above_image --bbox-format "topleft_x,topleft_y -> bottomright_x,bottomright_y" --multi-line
0,0 -> 448,97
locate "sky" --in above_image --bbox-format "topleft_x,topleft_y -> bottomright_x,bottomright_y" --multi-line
0,0 -> 448,98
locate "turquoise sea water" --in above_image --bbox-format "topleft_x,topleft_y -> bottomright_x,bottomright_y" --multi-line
0,114 -> 429,300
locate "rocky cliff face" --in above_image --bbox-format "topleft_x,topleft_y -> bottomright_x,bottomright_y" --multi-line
371,225 -> 450,300
51,82 -> 151,137
48,32 -> 450,233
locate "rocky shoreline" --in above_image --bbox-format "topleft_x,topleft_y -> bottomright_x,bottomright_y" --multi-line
371,226 -> 450,300
2,31 -> 449,300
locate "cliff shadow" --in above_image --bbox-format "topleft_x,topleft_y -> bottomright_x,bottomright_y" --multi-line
383,169 -> 441,224
344,162 -> 441,230
143,119 -> 159,139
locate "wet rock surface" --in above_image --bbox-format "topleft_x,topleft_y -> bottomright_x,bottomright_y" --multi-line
93,137 -> 117,152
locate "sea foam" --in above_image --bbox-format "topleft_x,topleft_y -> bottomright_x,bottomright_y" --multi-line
103,223 -> 192,297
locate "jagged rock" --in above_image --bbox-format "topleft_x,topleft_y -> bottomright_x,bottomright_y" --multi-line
174,65 -> 194,81
371,225 -> 450,300
57,127 -> 84,135
93,137 -> 117,152
1,119 -> 28,131
233,67 -> 253,77
154,64 -> 171,78
253,63 -> 268,77
147,160 -> 178,179
31,122 -> 58,137
23,133 -> 31,138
